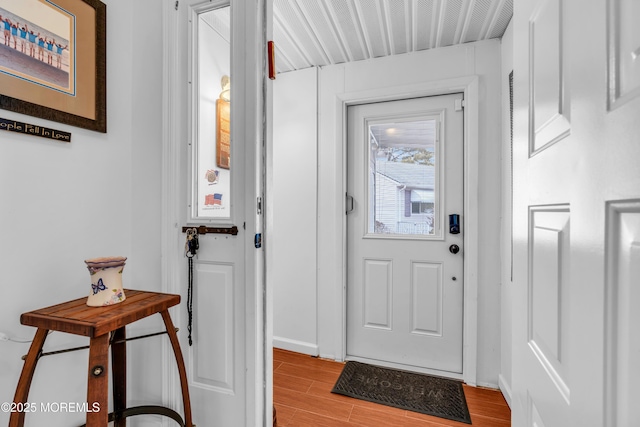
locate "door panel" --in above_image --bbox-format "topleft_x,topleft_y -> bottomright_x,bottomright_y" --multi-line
512,0 -> 640,425
411,261 -> 443,335
188,236 -> 245,425
173,2 -> 246,425
363,258 -> 392,329
606,202 -> 640,427
192,261 -> 234,391
530,0 -> 570,153
346,94 -> 464,374
528,206 -> 570,401
513,1 -> 572,424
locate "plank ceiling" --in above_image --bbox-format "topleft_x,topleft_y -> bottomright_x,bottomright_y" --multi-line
272,0 -> 513,73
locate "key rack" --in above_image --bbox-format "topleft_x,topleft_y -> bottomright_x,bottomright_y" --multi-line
181,225 -> 238,236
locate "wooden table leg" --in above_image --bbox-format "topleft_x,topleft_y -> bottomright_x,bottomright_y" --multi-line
9,328 -> 48,427
111,327 -> 126,427
160,310 -> 193,427
85,333 -> 110,427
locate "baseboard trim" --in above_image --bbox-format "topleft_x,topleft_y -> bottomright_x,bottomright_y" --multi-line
475,381 -> 499,390
498,374 -> 512,408
273,336 -> 319,356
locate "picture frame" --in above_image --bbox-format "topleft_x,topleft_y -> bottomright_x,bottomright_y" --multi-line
0,0 -> 106,133
216,98 -> 230,169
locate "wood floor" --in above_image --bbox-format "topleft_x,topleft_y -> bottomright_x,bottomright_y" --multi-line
274,349 -> 511,427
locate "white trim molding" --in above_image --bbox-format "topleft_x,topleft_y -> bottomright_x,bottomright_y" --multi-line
499,373 -> 513,408
161,1 -> 183,425
273,337 -> 319,356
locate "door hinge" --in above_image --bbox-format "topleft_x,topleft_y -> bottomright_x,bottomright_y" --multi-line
175,1 -> 179,10
257,197 -> 263,215
454,99 -> 465,111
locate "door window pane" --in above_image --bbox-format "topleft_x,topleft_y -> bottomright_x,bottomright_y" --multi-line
194,6 -> 231,220
368,119 -> 437,236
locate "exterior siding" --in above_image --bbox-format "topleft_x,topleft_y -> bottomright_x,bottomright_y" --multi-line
373,173 -> 400,233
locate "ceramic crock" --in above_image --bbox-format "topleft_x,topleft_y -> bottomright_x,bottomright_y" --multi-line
84,256 -> 127,306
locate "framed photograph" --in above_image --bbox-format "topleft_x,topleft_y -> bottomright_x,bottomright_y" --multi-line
216,98 -> 230,169
0,0 -> 106,132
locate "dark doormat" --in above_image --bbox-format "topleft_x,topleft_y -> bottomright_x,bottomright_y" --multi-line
331,361 -> 471,424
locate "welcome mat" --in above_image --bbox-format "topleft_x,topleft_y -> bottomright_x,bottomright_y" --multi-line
331,361 -> 471,424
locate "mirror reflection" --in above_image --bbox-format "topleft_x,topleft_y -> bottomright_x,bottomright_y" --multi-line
194,6 -> 231,220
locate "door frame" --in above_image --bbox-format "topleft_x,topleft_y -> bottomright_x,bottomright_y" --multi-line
337,76 -> 480,385
160,0 -> 269,425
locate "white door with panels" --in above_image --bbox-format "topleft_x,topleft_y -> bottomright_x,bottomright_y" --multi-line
346,94 -> 464,374
168,0 -> 266,425
173,2 -> 245,425
512,0 -> 640,426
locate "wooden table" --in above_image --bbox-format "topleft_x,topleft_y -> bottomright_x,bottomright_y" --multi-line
9,290 -> 193,427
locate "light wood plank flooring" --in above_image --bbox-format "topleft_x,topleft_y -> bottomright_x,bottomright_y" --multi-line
274,349 -> 511,427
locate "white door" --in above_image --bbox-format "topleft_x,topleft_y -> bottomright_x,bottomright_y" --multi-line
512,0 -> 640,426
346,94 -> 464,374
167,1 -> 267,425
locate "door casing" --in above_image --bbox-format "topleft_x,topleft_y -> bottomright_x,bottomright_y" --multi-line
335,76 -> 481,385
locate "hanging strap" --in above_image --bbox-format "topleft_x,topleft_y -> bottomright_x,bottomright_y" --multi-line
185,229 -> 199,346
187,256 -> 193,346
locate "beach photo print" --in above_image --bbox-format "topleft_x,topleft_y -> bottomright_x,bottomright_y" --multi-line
0,0 -> 106,133
0,0 -> 74,95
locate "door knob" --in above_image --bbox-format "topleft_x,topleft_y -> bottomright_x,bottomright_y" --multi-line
449,244 -> 460,254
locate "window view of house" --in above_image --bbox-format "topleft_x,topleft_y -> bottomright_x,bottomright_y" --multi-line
368,119 -> 437,236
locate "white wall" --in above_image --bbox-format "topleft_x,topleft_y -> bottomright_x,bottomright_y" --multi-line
499,19 -> 514,407
271,67 -> 318,355
315,40 -> 503,387
0,1 -> 165,425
